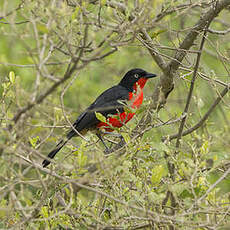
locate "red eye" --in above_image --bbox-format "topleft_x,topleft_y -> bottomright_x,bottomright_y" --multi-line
134,74 -> 139,78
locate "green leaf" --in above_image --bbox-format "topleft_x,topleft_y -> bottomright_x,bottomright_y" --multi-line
123,160 -> 132,169
200,140 -> 209,155
180,189 -> 194,199
40,206 -> 49,218
72,6 -> 80,20
29,136 -> 39,148
155,142 -> 169,152
0,199 -> 7,218
124,106 -> 133,114
151,165 -> 166,185
7,90 -> 15,98
37,24 -> 49,34
95,112 -> 106,123
101,0 -> 107,6
77,141 -> 87,167
121,132 -> 130,143
9,71 -> 15,84
2,82 -> 11,90
149,29 -> 167,39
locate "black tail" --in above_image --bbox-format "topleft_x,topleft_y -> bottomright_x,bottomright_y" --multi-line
42,126 -> 80,167
42,139 -> 68,167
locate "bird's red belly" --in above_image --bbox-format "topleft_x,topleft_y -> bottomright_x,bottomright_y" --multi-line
97,112 -> 135,131
96,90 -> 143,132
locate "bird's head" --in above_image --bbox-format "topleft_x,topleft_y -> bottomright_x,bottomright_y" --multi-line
119,68 -> 157,92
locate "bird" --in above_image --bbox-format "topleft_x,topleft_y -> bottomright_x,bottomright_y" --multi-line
42,68 -> 157,167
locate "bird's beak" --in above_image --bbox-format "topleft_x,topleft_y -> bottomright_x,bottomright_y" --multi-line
145,72 -> 157,78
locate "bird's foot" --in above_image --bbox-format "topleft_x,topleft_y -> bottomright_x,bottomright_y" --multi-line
104,147 -> 112,155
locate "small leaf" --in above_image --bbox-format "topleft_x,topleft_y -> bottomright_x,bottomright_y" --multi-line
149,29 -> 167,39
151,165 -> 166,185
2,82 -> 11,90
37,24 -> 49,34
101,0 -> 107,6
121,132 -> 130,143
95,112 -> 106,123
124,106 -> 132,114
7,90 -> 15,98
123,160 -> 132,169
72,6 -> 80,20
29,136 -> 39,148
40,206 -> 49,218
155,142 -> 169,152
200,140 -> 209,155
9,71 -> 15,84
197,98 -> 204,108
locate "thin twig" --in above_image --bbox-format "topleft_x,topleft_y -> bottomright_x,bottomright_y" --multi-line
0,61 -> 69,68
208,27 -> 230,35
175,25 -> 210,148
165,85 -> 230,141
188,166 -> 230,212
12,24 -> 87,124
154,0 -> 230,108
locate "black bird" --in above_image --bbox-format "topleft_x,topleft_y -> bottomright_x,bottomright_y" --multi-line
42,68 -> 157,167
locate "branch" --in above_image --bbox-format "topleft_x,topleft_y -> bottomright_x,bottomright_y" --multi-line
13,62 -> 79,123
208,27 -> 230,35
12,25 -> 90,124
175,24 -> 209,148
0,0 -> 25,17
169,0 -> 230,73
165,85 -> 230,141
0,20 -> 29,25
154,0 -> 230,108
0,61 -> 69,68
87,0 -> 230,109
188,166 -> 230,212
16,152 -> 211,227
94,1 -> 230,177
137,29 -> 169,75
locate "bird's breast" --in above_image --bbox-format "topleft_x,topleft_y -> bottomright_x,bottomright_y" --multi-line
96,89 -> 144,132
129,89 -> 144,109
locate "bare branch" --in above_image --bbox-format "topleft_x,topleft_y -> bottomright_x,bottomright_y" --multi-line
153,0 -> 230,108
137,29 -> 169,74
13,53 -> 82,123
165,85 -> 230,141
175,25 -> 209,148
208,27 -> 230,35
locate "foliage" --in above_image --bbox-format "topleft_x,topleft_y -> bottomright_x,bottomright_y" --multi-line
0,0 -> 230,229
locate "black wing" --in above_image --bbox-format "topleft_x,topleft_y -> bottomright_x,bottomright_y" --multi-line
67,85 -> 129,138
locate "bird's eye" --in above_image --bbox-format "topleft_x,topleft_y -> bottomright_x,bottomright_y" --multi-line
134,74 -> 139,78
